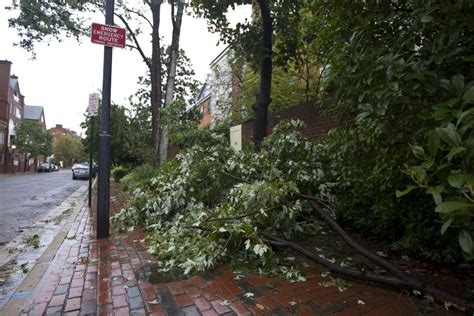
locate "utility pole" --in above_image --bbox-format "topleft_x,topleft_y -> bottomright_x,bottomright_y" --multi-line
96,0 -> 115,238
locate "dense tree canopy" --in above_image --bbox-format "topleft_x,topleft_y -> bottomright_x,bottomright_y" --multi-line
81,103 -> 134,166
310,0 -> 474,260
8,0 -> 193,165
53,135 -> 85,166
14,120 -> 52,158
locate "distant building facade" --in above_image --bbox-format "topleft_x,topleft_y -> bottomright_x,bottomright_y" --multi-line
24,105 -> 46,128
188,47 -> 242,128
49,124 -> 80,168
49,124 -> 78,147
0,60 -> 26,173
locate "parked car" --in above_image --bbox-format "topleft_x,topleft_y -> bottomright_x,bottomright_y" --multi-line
37,163 -> 53,172
72,165 -> 95,180
71,163 -> 84,172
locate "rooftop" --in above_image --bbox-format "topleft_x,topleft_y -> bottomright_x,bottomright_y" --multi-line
24,105 -> 44,121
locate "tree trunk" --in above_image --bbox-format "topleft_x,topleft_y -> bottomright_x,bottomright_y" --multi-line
150,2 -> 162,166
253,0 -> 272,150
159,0 -> 184,163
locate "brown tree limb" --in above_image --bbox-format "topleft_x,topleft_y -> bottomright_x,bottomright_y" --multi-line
300,192 -> 474,309
260,235 -> 409,288
296,192 -> 330,208
115,12 -> 151,70
218,169 -> 247,182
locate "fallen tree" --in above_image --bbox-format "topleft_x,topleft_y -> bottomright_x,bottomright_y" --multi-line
112,121 -> 474,311
269,193 -> 474,309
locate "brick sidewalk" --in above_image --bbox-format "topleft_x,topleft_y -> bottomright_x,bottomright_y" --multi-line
20,187 -> 428,315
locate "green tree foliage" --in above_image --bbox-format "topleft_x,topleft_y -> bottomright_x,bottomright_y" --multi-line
238,66 -> 319,121
112,0 -> 474,265
133,47 -> 200,107
14,120 -> 52,157
7,0 -> 192,165
81,104 -> 136,166
190,0 -> 301,146
112,121 -> 316,278
306,0 -> 473,261
53,135 -> 85,166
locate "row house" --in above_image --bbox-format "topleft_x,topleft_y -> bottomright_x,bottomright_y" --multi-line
0,60 -> 47,173
0,60 -> 25,173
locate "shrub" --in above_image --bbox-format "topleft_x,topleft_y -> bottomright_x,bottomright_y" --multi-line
111,165 -> 129,183
121,164 -> 160,193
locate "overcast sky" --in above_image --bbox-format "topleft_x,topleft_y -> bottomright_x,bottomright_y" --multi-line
0,3 -> 250,135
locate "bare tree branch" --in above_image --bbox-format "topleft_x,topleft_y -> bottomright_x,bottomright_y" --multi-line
123,6 -> 153,29
115,12 -> 151,70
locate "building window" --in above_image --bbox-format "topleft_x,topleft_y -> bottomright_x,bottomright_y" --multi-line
0,132 -> 4,145
15,107 -> 22,119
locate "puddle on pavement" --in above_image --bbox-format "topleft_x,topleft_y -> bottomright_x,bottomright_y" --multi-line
0,257 -> 34,309
136,263 -> 185,284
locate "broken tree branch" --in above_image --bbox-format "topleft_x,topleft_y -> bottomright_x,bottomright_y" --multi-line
260,234 -> 408,288
299,192 -> 474,309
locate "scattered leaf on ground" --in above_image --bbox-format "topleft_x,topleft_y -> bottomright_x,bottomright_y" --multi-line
256,303 -> 265,310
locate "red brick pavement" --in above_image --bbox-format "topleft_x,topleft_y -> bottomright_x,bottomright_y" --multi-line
22,187 -> 426,315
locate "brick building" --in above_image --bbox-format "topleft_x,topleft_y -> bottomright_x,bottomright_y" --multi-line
0,60 -> 26,173
49,124 -> 78,147
48,124 -> 80,168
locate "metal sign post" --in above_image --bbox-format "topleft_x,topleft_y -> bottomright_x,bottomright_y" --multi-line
87,93 -> 99,208
96,0 -> 115,239
90,0 -> 125,239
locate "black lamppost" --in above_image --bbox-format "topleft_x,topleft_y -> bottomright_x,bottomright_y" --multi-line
97,0 -> 115,239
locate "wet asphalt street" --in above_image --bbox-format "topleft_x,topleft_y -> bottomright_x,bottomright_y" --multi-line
0,170 -> 86,245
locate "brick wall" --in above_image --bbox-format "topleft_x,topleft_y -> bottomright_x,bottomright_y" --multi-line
167,101 -> 347,160
241,101 -> 345,144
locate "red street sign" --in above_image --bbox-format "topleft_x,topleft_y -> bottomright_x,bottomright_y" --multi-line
91,23 -> 126,48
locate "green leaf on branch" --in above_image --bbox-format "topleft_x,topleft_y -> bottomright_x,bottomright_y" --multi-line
462,85 -> 474,103
435,201 -> 473,214
411,145 -> 425,159
446,147 -> 465,161
447,174 -> 464,189
396,185 -> 417,198
437,124 -> 461,147
440,218 -> 453,235
458,230 -> 473,254
451,74 -> 464,96
420,15 -> 433,23
427,130 -> 440,156
426,185 -> 444,205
